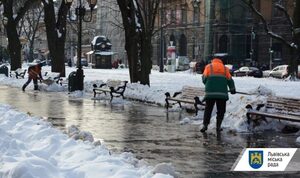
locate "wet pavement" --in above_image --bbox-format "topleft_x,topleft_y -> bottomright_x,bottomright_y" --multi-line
0,85 -> 299,178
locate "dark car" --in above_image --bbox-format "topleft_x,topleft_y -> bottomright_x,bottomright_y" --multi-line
81,58 -> 88,67
233,66 -> 263,78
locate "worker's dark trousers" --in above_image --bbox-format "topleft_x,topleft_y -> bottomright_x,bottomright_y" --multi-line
22,78 -> 38,90
203,99 -> 226,129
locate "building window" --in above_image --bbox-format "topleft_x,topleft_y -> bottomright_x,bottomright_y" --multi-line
193,6 -> 200,24
171,9 -> 176,24
215,1 -> 228,22
272,43 -> 282,59
179,34 -> 187,56
176,8 -> 182,25
219,35 -> 228,53
170,34 -> 176,46
181,5 -> 187,25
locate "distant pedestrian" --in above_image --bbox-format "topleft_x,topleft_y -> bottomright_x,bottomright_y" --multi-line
22,62 -> 43,91
200,55 -> 236,133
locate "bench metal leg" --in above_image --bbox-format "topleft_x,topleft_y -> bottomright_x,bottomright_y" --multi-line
177,101 -> 182,108
246,104 -> 268,129
93,89 -> 97,98
109,92 -> 113,102
165,92 -> 170,110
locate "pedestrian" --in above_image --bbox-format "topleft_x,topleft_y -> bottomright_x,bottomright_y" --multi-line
22,62 -> 43,91
200,55 -> 236,133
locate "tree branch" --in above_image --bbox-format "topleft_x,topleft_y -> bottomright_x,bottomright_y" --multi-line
243,0 -> 295,49
15,0 -> 39,23
275,4 -> 294,36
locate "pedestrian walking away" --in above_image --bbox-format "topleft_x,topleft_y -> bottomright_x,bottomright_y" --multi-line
200,55 -> 236,133
22,62 -> 44,91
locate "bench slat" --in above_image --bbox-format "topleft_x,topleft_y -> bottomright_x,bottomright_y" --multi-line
93,80 -> 128,101
94,88 -> 111,92
165,86 -> 205,115
167,98 -> 195,104
248,110 -> 300,122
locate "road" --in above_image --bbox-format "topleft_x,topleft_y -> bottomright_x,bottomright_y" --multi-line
0,85 -> 298,178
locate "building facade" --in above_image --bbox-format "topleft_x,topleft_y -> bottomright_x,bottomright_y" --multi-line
153,0 -> 295,69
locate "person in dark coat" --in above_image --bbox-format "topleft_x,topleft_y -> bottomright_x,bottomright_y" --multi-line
22,63 -> 43,91
200,56 -> 236,133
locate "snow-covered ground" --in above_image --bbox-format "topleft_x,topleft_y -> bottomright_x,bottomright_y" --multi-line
1,64 -> 300,177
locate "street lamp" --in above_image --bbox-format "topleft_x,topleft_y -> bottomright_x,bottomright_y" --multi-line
250,27 -> 255,62
159,1 -> 164,72
269,48 -> 274,70
65,0 -> 97,91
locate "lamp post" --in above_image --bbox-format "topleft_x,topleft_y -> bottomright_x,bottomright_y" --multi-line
1,16 -> 8,62
269,36 -> 273,70
269,49 -> 273,70
159,1 -> 164,72
65,0 -> 97,91
250,26 -> 255,62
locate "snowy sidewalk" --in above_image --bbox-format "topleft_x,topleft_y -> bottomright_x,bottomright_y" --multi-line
0,104 -> 174,178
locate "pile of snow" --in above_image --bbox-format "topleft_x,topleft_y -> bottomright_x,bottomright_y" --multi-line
1,64 -> 300,176
1,65 -> 300,132
0,104 -> 174,178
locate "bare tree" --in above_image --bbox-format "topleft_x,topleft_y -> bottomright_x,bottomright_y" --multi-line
0,0 -> 39,70
117,0 -> 160,85
20,4 -> 43,62
243,0 -> 300,79
41,0 -> 71,77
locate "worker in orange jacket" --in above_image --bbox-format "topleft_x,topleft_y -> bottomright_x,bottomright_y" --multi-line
22,63 -> 43,91
200,55 -> 236,133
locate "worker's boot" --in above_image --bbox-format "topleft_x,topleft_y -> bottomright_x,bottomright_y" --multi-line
34,84 -> 39,90
200,125 -> 208,133
22,84 -> 27,91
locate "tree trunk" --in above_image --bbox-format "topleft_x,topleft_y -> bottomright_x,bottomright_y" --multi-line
117,0 -> 140,83
3,1 -> 22,70
294,0 -> 300,78
125,34 -> 139,83
140,35 -> 152,85
6,21 -> 22,70
42,0 -> 69,77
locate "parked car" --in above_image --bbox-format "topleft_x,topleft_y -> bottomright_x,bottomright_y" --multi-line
176,56 -> 190,71
225,64 -> 236,75
233,66 -> 263,78
269,65 -> 288,78
81,58 -> 88,67
262,70 -> 271,77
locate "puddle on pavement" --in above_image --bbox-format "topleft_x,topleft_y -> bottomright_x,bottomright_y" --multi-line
0,85 -> 299,178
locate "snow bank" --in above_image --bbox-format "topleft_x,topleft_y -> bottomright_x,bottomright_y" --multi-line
0,104 -> 174,178
1,65 -> 300,133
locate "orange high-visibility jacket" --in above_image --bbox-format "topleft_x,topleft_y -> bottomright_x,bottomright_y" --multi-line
202,58 -> 235,100
28,65 -> 42,80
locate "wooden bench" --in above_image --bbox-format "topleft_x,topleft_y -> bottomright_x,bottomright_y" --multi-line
42,72 -> 62,86
93,80 -> 128,101
165,86 -> 205,115
10,68 -> 27,79
246,96 -> 300,127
